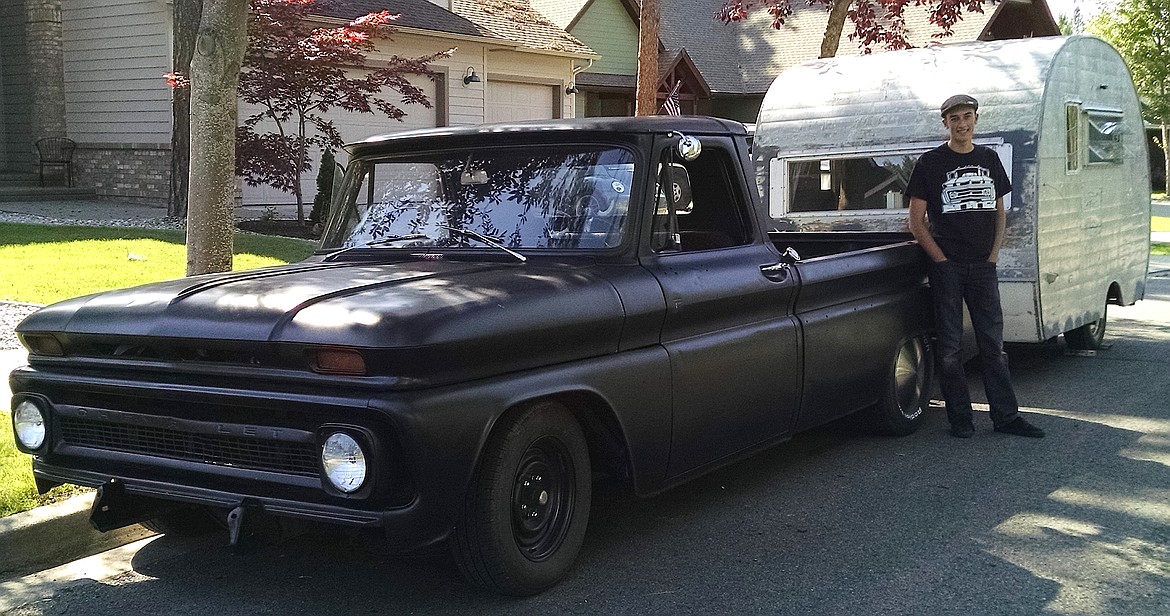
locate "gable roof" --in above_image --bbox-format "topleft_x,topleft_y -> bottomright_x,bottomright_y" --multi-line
535,0 -> 1059,95
660,1 -> 1011,95
453,0 -> 595,55
320,0 -> 486,38
323,0 -> 595,56
529,0 -> 590,28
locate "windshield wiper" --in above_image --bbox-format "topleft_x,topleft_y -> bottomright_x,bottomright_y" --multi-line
322,234 -> 432,262
438,225 -> 527,263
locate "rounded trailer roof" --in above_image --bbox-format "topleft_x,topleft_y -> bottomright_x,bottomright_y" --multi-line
754,35 -> 1119,153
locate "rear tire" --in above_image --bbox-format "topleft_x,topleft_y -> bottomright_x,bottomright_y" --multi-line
452,401 -> 591,596
869,335 -> 933,436
1065,306 -> 1107,350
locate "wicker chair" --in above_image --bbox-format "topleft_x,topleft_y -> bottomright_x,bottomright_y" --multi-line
35,137 -> 77,187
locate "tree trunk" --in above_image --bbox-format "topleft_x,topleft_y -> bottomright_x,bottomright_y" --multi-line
820,0 -> 853,59
1163,123 -> 1169,193
295,116 -> 306,224
169,0 -> 202,218
635,0 -> 659,116
186,0 -> 248,276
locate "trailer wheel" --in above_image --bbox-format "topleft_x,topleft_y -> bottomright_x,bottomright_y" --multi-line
1065,306 -> 1107,351
870,335 -> 933,436
452,401 -> 591,596
140,505 -> 221,536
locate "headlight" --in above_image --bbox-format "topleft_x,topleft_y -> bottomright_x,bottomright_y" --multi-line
321,432 -> 367,493
13,400 -> 47,450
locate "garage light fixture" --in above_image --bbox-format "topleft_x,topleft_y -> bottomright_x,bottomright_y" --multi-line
463,67 -> 480,86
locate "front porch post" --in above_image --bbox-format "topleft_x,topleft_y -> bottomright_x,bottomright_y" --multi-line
24,0 -> 66,143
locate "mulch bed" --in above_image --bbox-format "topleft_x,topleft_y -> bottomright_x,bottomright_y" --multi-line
237,219 -> 321,240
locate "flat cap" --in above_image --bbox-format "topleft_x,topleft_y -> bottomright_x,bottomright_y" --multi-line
940,94 -> 978,117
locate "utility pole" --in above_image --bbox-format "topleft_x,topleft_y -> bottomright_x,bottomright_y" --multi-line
635,0 -> 659,115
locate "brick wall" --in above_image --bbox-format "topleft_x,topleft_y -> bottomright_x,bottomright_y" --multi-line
74,143 -> 171,206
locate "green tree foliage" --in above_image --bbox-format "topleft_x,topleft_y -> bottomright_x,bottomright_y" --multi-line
310,149 -> 336,226
1089,0 -> 1170,190
237,0 -> 450,225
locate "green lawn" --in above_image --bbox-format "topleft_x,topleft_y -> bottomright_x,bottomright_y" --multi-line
1,223 -> 316,517
1,419 -> 88,517
0,223 -> 316,304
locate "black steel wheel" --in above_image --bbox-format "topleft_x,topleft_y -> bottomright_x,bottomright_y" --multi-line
1065,306 -> 1107,350
869,335 -> 933,436
452,400 -> 591,596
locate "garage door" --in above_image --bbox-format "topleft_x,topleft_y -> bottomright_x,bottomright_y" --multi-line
486,81 -> 556,123
240,73 -> 438,207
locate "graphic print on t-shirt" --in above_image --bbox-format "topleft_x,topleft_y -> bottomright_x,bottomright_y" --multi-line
940,165 -> 997,214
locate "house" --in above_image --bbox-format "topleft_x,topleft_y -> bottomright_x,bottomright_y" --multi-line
533,0 -> 1061,121
0,0 -> 595,206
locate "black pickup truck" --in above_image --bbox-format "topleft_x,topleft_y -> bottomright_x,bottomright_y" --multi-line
10,116 -> 933,595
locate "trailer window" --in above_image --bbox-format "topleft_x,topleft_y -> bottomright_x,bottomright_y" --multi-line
783,154 -> 918,213
1066,103 -> 1081,173
769,142 -> 1013,219
1086,109 -> 1124,164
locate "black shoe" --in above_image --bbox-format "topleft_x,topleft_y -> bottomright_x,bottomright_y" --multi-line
994,417 -> 1045,438
950,422 -> 975,438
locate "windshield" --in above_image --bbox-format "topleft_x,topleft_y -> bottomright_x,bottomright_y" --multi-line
321,145 -> 637,253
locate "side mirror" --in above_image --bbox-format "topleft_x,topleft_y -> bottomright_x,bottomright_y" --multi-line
676,135 -> 702,161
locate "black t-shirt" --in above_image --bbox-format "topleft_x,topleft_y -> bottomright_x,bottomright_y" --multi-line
906,143 -> 1012,263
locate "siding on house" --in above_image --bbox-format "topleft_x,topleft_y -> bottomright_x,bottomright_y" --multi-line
569,0 -> 637,76
0,2 -> 33,172
62,0 -> 171,144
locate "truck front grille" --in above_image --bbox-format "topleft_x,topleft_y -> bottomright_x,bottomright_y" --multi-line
58,416 -> 320,477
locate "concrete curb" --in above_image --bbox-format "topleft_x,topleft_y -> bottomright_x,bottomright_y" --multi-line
0,492 -> 155,580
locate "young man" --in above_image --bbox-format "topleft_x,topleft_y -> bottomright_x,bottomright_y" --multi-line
907,94 -> 1045,439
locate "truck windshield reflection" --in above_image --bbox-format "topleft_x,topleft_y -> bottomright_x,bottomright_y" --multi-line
322,145 -> 636,252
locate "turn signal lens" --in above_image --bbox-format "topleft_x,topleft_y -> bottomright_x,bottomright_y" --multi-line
21,334 -> 63,356
14,400 -> 47,450
312,347 -> 367,376
321,433 -> 367,493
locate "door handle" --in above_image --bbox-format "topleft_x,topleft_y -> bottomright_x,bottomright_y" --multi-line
760,262 -> 791,283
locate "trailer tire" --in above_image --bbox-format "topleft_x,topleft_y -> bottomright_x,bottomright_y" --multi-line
452,401 -> 591,596
870,335 -> 933,436
1065,307 -> 1107,351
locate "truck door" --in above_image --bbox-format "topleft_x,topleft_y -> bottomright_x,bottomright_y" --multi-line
640,136 -> 802,479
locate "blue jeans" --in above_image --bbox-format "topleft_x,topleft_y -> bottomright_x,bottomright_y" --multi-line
928,260 -> 1020,428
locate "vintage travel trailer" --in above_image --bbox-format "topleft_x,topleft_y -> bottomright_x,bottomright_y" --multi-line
753,35 -> 1151,349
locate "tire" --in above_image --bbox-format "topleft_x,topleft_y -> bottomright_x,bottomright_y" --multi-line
140,505 -> 221,536
1065,306 -> 1107,350
452,401 -> 592,596
869,335 -> 933,436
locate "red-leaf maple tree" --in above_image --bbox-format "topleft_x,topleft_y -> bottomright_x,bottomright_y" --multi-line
237,0 -> 450,224
716,0 -> 992,57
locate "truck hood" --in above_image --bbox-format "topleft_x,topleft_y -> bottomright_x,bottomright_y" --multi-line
17,258 -> 628,383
